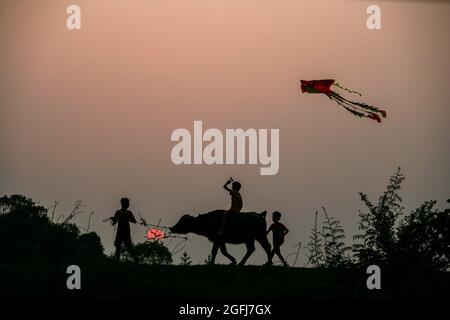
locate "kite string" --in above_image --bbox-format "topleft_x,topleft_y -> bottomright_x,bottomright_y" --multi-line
274,80 -> 304,127
276,103 -> 299,128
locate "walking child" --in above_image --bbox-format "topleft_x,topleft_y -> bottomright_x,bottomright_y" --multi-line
267,211 -> 289,267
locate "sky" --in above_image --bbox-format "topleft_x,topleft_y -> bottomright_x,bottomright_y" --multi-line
1,0 -> 449,265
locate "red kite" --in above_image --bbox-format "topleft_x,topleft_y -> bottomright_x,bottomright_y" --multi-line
300,79 -> 386,122
146,228 -> 165,240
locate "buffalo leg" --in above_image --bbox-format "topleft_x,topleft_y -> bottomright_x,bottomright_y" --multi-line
257,236 -> 273,265
238,241 -> 255,265
210,243 -> 219,264
220,244 -> 236,265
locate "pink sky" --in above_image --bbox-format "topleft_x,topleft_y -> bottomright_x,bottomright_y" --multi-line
1,0 -> 449,264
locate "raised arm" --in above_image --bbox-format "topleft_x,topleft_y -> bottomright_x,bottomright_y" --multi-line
223,179 -> 232,192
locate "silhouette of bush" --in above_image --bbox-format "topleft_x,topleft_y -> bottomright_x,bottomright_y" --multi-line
353,168 -> 449,270
395,201 -> 449,271
306,208 -> 352,268
122,240 -> 172,265
0,194 -> 105,265
306,168 -> 449,271
321,207 -> 352,267
180,251 -> 192,265
353,167 -> 405,267
306,211 -> 324,267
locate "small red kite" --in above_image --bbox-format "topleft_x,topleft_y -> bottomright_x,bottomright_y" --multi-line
146,228 -> 165,240
300,79 -> 386,122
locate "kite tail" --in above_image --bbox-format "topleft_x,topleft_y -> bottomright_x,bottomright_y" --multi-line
333,83 -> 362,96
330,93 -> 385,123
353,101 -> 387,118
329,94 -> 367,119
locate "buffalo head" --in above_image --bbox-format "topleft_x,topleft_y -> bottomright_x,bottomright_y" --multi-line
170,214 -> 195,234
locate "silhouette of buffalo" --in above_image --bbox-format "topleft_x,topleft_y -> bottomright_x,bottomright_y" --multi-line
170,210 -> 272,265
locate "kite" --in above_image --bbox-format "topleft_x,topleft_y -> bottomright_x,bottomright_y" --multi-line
300,79 -> 386,122
147,228 -> 166,240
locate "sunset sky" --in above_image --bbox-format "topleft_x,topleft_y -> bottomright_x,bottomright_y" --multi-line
1,0 -> 449,264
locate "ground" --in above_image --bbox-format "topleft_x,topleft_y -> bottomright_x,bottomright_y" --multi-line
1,263 -> 449,300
